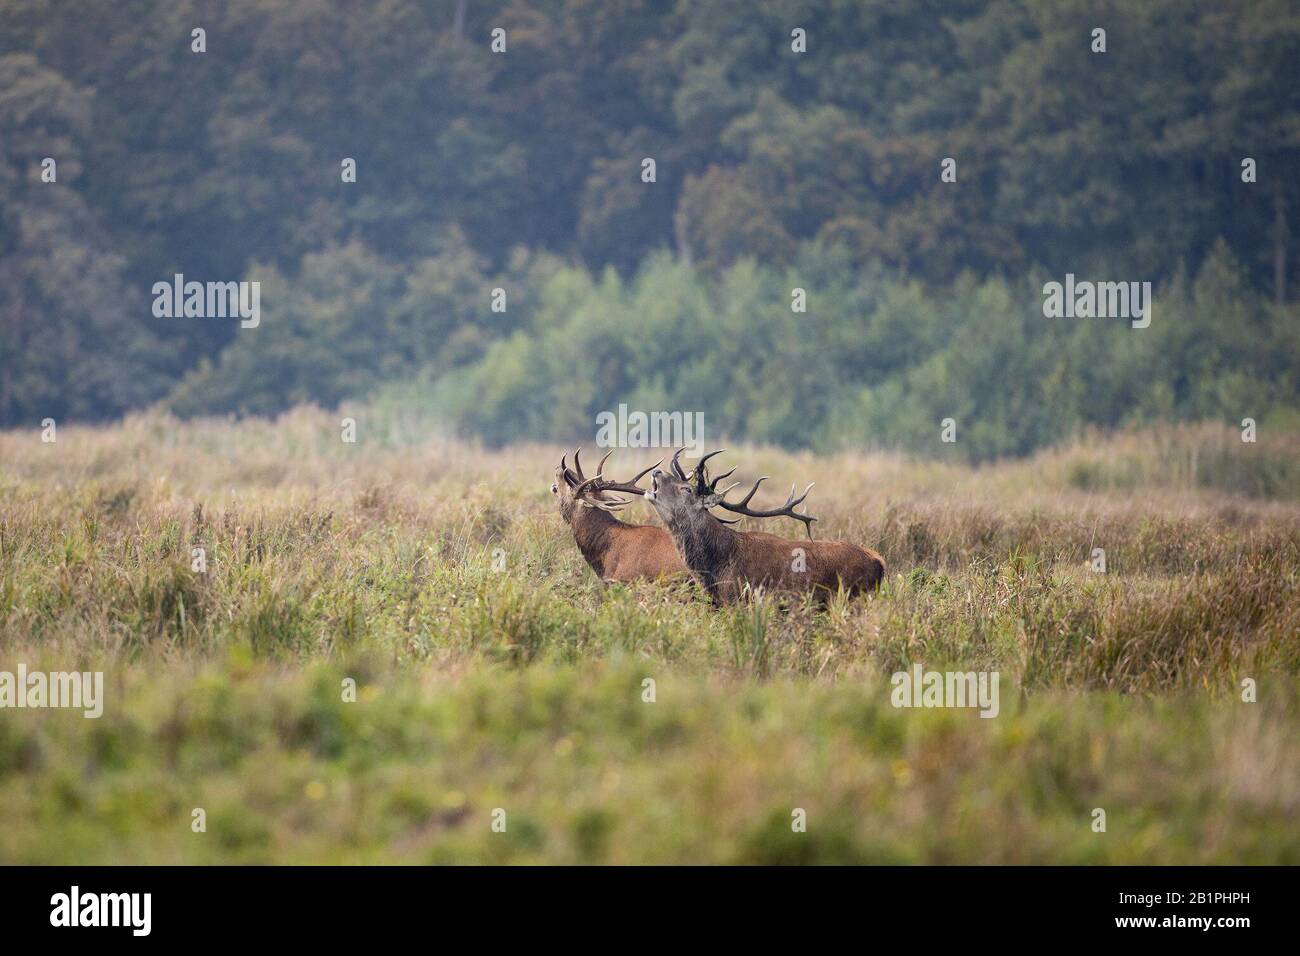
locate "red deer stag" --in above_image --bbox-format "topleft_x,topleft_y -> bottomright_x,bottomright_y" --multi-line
551,449 -> 687,583
643,449 -> 886,604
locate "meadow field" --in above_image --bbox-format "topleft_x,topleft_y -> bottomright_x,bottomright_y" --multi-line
0,410 -> 1297,864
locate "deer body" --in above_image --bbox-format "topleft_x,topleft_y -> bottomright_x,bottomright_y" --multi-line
645,450 -> 885,605
660,505 -> 884,603
566,503 -> 686,583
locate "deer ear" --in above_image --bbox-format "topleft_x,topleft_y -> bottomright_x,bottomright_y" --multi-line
701,492 -> 726,508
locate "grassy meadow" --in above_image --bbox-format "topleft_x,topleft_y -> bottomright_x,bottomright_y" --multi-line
1,410 -> 1297,863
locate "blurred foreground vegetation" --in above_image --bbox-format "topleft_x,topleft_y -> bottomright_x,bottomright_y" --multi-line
4,662 -> 1297,864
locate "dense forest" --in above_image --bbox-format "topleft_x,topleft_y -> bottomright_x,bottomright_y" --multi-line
1,0 -> 1297,459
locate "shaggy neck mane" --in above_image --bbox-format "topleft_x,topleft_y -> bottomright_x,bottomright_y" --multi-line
665,509 -> 737,592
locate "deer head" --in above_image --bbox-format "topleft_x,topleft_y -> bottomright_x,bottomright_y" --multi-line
551,447 -> 659,526
644,448 -> 817,538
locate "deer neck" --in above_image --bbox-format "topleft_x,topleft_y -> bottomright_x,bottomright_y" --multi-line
665,510 -> 737,595
570,505 -> 622,576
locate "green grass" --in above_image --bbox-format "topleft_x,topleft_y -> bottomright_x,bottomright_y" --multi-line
0,411 -> 1297,863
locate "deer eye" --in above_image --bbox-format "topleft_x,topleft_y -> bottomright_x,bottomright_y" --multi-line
550,483 -> 558,494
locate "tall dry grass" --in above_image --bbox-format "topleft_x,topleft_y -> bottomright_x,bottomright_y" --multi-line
1,411 -> 1295,690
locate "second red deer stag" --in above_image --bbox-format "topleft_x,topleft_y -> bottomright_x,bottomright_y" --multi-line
551,449 -> 687,583
643,449 -> 886,604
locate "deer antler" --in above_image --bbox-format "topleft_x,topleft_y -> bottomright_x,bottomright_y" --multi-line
670,447 -> 691,480
717,476 -> 818,539
689,449 -> 727,494
565,446 -> 615,487
572,452 -> 661,511
559,452 -> 578,487
685,449 -> 818,537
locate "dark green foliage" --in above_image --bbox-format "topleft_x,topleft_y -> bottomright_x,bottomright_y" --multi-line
402,242 -> 1298,461
1,0 -> 1296,453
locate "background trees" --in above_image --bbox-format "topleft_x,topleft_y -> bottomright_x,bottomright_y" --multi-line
0,0 -> 1295,458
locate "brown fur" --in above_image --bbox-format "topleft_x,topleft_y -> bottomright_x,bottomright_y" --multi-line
645,469 -> 885,604
552,464 -> 686,583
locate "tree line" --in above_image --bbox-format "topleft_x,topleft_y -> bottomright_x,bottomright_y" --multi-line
1,0 -> 1296,458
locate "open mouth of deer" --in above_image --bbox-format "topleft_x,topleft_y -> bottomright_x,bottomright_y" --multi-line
646,472 -> 660,500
